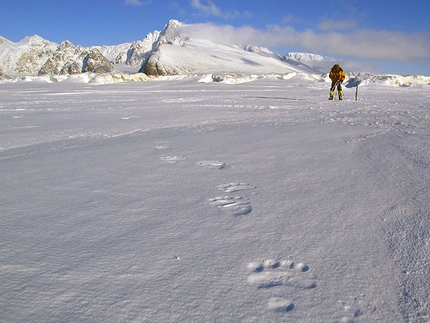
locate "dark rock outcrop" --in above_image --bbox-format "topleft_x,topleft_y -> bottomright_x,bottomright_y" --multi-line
39,41 -> 114,75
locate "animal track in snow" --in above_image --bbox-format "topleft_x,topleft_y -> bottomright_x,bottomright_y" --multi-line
267,297 -> 295,312
208,195 -> 252,216
154,142 -> 172,150
196,160 -> 226,169
247,259 -> 317,313
336,296 -> 365,323
217,182 -> 256,193
247,259 -> 316,289
160,156 -> 186,163
121,115 -> 140,120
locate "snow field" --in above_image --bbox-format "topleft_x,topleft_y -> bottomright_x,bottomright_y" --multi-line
1,76 -> 430,322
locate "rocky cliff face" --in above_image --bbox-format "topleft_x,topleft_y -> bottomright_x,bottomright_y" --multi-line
124,34 -> 158,66
90,29 -> 161,69
139,20 -> 185,75
0,35 -> 58,75
83,49 -> 115,73
1,35 -> 115,76
38,40 -> 80,75
38,41 -> 114,75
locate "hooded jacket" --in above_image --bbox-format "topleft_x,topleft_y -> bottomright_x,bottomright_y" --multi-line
329,64 -> 345,83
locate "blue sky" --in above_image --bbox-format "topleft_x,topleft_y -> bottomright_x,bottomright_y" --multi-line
1,0 -> 430,75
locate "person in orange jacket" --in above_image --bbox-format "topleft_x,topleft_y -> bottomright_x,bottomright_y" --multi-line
329,64 -> 345,100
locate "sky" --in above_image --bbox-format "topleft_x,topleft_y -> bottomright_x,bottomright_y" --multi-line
1,0 -> 430,75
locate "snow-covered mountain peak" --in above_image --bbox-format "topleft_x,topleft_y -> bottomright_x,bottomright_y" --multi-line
158,19 -> 185,45
0,36 -> 12,45
59,40 -> 75,48
245,46 -> 277,56
283,52 -> 338,74
285,52 -> 328,61
17,34 -> 55,48
165,19 -> 183,30
137,20 -> 326,76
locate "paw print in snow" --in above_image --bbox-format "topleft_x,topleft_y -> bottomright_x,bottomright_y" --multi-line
247,259 -> 316,289
160,156 -> 186,163
267,297 -> 295,312
208,195 -> 252,216
246,259 -> 317,313
196,160 -> 226,169
336,295 -> 365,323
217,182 -> 256,193
154,141 -> 172,150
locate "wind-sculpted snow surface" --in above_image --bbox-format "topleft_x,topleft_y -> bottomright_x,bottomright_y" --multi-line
1,77 -> 430,322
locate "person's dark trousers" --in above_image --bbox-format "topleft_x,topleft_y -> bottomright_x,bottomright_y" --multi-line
329,82 -> 343,100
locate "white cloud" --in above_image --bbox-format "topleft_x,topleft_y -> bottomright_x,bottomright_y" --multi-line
190,0 -> 252,19
125,0 -> 141,6
191,0 -> 222,16
295,28 -> 430,61
125,0 -> 151,7
178,23 -> 430,62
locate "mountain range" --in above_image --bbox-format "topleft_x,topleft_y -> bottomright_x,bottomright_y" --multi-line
2,19 -> 430,87
0,20 -> 334,79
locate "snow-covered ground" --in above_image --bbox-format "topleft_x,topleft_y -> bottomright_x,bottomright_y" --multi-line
1,75 -> 430,322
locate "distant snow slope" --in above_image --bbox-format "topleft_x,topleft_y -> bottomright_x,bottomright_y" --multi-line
142,38 -> 314,76
284,52 -> 338,73
139,20 -> 318,76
